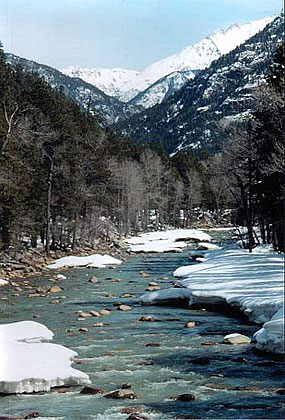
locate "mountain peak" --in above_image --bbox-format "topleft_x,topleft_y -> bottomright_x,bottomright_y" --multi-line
61,16 -> 276,104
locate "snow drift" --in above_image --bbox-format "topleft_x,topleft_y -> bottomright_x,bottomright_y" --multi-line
0,321 -> 90,394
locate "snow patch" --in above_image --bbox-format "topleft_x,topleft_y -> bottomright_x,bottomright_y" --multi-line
0,321 -> 90,394
47,254 -> 122,269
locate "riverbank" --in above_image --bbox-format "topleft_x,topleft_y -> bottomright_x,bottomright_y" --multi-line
141,245 -> 284,355
0,241 -> 130,283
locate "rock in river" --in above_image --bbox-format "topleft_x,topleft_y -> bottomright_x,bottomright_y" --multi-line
104,388 -> 137,399
175,393 -> 196,401
80,385 -> 105,394
139,315 -> 156,322
117,305 -> 132,311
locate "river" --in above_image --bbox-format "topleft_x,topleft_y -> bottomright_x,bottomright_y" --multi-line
0,247 -> 284,419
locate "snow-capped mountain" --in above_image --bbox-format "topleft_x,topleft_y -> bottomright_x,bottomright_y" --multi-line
128,69 -> 196,109
62,16 -> 274,107
5,54 -> 143,125
114,15 -> 283,155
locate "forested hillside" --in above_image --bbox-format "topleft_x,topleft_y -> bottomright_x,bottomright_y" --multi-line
0,43 -> 222,253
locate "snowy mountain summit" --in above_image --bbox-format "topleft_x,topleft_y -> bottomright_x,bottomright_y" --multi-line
62,16 -> 274,106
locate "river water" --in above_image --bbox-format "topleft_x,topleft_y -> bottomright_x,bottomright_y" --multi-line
1,249 -> 284,419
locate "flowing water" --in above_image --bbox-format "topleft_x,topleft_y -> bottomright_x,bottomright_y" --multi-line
0,249 -> 284,419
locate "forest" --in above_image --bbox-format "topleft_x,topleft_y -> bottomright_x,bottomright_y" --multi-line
0,41 -> 284,254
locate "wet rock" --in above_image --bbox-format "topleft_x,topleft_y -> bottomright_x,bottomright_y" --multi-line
111,278 -> 121,282
189,357 -> 210,365
107,293 -> 116,297
137,360 -> 154,366
117,305 -> 132,311
104,388 -> 137,399
145,342 -> 160,347
50,299 -> 61,304
234,357 -> 248,363
89,276 -> 99,283
121,406 -> 143,414
93,323 -> 107,327
241,386 -> 260,392
145,286 -> 160,291
201,342 -> 217,346
90,310 -> 101,317
139,315 -> 156,322
121,383 -> 132,389
175,393 -> 196,401
210,374 -> 224,378
184,321 -> 196,328
28,293 -> 39,298
36,285 -> 50,294
100,309 -> 111,315
140,272 -> 151,278
78,311 -> 91,318
80,385 -> 105,394
121,293 -> 133,298
148,281 -> 158,286
78,328 -> 89,333
276,388 -> 285,395
223,333 -> 251,345
49,285 -> 63,294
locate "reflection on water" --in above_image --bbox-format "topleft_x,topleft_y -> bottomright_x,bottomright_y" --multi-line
1,251 -> 284,419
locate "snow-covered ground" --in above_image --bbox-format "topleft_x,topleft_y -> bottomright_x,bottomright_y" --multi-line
0,321 -> 90,394
141,245 -> 284,354
125,228 -> 212,253
47,254 -> 122,269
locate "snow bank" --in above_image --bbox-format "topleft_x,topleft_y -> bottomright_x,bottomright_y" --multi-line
0,321 -> 90,394
141,246 -> 284,354
125,228 -> 212,253
47,254 -> 122,269
254,306 -> 284,354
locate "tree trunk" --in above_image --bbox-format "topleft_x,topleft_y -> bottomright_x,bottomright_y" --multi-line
45,158 -> 54,255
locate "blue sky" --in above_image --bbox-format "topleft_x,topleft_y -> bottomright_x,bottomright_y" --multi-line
0,0 -> 282,70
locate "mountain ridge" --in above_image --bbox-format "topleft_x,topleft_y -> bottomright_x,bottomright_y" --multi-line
62,16 -> 275,106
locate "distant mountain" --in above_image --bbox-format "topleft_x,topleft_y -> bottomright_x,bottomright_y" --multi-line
114,16 -> 283,154
62,16 -> 274,108
5,54 -> 142,124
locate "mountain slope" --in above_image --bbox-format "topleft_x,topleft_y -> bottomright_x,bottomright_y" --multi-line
5,54 -> 142,124
62,16 -> 274,107
114,16 -> 283,154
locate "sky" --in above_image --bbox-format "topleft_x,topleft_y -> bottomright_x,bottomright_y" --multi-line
0,0 -> 282,71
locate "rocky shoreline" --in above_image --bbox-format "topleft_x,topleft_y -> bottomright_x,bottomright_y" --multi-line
0,240 -> 130,284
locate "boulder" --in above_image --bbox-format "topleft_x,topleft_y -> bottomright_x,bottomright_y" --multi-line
148,281 -> 158,286
184,321 -> 196,328
139,315 -> 156,322
89,276 -> 99,283
100,309 -> 111,315
175,393 -> 196,401
49,285 -> 63,294
80,385 -> 105,394
78,328 -> 89,333
117,305 -> 132,311
145,286 -> 160,291
90,310 -> 101,317
223,333 -> 251,345
145,342 -> 160,347
103,388 -> 137,399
